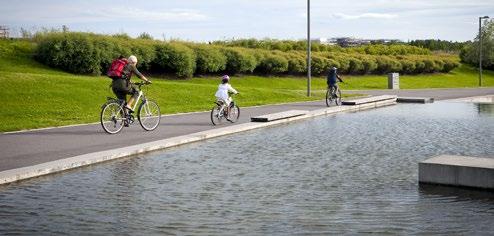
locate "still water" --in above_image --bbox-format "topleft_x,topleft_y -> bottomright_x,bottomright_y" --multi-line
1,102 -> 493,235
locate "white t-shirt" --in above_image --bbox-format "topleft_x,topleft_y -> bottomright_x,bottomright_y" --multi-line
215,83 -> 238,101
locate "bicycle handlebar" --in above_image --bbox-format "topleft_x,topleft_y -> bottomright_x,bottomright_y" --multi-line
133,81 -> 152,88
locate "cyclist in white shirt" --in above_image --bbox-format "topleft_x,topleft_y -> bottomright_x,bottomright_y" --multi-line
215,75 -> 238,118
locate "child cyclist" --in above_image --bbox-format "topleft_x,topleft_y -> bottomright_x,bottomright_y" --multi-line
215,75 -> 238,119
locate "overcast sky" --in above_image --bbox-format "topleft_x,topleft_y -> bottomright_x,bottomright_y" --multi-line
1,0 -> 492,42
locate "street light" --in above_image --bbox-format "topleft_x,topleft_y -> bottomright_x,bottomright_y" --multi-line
307,0 -> 311,97
479,15 -> 489,87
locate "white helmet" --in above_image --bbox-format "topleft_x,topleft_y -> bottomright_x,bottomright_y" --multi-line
128,55 -> 138,64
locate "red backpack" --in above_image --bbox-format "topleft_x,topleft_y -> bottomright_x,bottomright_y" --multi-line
107,58 -> 128,78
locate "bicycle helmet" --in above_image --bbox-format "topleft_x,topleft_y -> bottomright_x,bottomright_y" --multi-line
128,55 -> 138,64
331,66 -> 337,71
221,75 -> 230,83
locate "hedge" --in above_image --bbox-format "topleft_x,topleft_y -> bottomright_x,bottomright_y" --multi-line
192,45 -> 227,74
257,54 -> 289,74
154,43 -> 196,77
33,32 -> 460,77
221,47 -> 257,74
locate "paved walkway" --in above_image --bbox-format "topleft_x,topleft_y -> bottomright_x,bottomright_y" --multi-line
345,87 -> 494,100
1,88 -> 493,172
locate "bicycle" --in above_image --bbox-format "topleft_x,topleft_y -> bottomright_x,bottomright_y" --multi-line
326,85 -> 342,107
100,82 -> 161,134
210,94 -> 240,125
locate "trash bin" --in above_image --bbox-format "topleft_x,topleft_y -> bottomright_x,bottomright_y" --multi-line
388,73 -> 399,89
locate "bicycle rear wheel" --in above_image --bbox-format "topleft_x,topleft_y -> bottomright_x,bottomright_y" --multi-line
211,105 -> 224,125
101,101 -> 125,134
228,105 -> 240,123
138,100 -> 161,131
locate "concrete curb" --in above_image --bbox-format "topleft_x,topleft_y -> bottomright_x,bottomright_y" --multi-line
397,97 -> 434,103
0,99 -> 396,185
419,155 -> 494,189
444,94 -> 494,104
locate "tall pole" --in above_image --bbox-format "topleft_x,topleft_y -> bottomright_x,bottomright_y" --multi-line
479,17 -> 483,87
479,16 -> 489,87
307,0 -> 311,97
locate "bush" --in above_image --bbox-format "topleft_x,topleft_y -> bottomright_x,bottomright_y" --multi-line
442,59 -> 460,72
414,59 -> 426,74
35,32 -> 101,74
257,54 -> 289,74
154,43 -> 196,77
422,58 -> 435,73
0,39 -> 35,56
311,56 -> 330,75
375,56 -> 396,74
286,53 -> 306,74
347,57 -> 364,74
221,47 -> 257,74
400,59 -> 416,74
359,56 -> 378,74
192,45 -> 227,74
433,59 -> 445,72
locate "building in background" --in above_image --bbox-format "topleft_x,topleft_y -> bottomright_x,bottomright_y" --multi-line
312,37 -> 401,47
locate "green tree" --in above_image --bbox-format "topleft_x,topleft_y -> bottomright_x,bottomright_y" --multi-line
460,20 -> 494,70
137,32 -> 153,40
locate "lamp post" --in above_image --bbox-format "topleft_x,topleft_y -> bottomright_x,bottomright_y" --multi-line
479,16 -> 489,87
307,0 -> 311,97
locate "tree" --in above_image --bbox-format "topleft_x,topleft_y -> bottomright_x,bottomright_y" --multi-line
137,32 -> 153,40
20,27 -> 32,39
460,20 -> 494,70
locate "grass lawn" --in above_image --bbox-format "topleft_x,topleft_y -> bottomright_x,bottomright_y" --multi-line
1,40 -> 493,132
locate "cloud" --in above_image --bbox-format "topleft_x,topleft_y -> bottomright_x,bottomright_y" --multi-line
84,7 -> 209,22
331,13 -> 398,20
0,5 -> 209,24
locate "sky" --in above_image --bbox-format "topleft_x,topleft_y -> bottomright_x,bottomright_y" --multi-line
1,0 -> 493,42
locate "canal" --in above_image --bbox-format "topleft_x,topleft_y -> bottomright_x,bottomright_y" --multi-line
1,102 -> 493,235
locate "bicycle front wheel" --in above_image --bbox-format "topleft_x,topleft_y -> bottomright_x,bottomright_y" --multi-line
138,100 -> 161,131
228,105 -> 240,123
325,89 -> 334,107
335,88 -> 342,106
100,101 -> 125,134
211,105 -> 224,125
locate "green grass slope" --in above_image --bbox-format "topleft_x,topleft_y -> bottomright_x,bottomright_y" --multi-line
0,39 -> 492,132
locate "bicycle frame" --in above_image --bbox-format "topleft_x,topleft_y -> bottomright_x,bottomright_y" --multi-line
131,90 -> 145,111
214,101 -> 226,117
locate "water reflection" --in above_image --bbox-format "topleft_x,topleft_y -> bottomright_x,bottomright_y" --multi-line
419,184 -> 494,202
477,103 -> 494,116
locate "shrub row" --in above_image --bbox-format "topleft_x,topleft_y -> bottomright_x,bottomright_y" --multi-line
34,32 -> 459,77
212,38 -> 431,55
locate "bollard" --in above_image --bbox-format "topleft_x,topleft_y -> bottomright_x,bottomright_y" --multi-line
388,73 -> 399,89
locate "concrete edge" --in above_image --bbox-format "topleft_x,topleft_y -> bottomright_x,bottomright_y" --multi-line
397,97 -> 434,103
444,94 -> 494,104
251,110 -> 309,122
0,99 -> 397,185
342,95 -> 397,105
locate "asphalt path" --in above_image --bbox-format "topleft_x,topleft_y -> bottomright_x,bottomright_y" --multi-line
1,87 -> 493,172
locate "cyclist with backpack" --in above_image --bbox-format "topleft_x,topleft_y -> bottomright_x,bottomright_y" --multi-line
108,55 -> 151,113
327,66 -> 344,90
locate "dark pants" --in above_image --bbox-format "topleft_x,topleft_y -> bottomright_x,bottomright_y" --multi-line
111,79 -> 139,101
